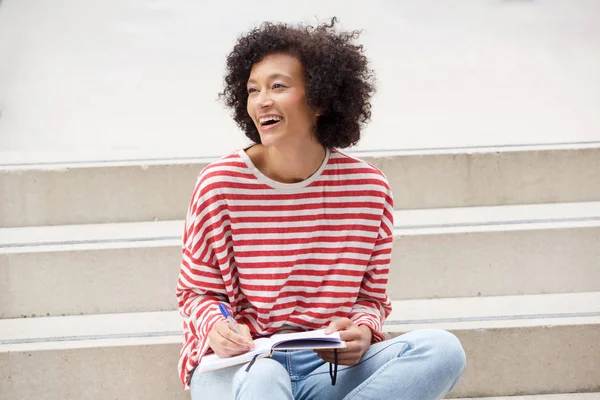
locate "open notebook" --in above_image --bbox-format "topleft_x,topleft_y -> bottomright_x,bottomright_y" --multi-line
196,329 -> 346,374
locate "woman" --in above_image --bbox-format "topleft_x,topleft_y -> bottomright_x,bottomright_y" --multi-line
177,18 -> 466,400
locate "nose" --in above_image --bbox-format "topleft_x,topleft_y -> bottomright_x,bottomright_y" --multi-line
255,90 -> 274,109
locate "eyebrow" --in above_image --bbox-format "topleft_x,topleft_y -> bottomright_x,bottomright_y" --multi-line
247,73 -> 291,85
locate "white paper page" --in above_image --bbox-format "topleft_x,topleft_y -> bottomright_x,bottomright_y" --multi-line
270,329 -> 342,349
273,340 -> 347,350
196,337 -> 272,373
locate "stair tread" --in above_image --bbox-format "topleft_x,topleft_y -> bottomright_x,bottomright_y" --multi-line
2,292 -> 598,352
2,201 -> 599,252
3,142 -> 600,169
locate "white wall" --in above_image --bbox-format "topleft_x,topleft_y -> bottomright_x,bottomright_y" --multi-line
0,0 -> 599,162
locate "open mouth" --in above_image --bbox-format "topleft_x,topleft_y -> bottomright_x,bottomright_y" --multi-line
259,116 -> 283,130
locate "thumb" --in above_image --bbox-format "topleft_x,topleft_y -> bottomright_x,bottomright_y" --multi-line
325,318 -> 351,334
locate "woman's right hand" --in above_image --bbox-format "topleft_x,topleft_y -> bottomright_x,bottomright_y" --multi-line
208,320 -> 255,358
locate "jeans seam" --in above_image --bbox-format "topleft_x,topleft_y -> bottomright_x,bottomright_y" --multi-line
236,365 -> 250,400
343,357 -> 397,400
341,339 -> 416,400
285,351 -> 296,396
448,357 -> 467,394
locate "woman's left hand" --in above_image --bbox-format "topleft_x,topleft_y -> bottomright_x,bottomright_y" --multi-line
315,318 -> 372,365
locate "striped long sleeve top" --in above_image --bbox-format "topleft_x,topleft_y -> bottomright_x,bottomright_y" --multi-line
176,147 -> 394,388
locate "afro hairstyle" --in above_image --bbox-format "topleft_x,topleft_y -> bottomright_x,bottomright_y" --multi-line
219,17 -> 375,149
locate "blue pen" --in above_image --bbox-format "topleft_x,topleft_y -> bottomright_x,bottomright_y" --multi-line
219,303 -> 242,336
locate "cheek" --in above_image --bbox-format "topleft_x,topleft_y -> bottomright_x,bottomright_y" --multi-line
285,91 -> 302,104
282,92 -> 311,119
246,100 -> 253,119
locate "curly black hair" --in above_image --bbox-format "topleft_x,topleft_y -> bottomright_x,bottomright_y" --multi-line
220,17 -> 375,149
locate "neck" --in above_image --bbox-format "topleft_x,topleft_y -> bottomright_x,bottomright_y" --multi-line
254,140 -> 327,184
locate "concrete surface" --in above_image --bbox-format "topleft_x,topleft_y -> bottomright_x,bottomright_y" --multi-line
3,292 -> 600,345
2,204 -> 599,317
1,0 -> 599,160
2,144 -> 600,227
0,345 -> 188,400
2,2 -> 600,398
2,294 -> 599,399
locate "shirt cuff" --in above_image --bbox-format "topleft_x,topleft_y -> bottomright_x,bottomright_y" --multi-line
349,313 -> 386,343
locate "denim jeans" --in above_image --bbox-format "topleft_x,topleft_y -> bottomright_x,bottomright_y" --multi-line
190,329 -> 467,400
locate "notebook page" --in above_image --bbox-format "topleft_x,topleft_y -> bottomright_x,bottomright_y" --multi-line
196,337 -> 272,373
270,329 -> 342,349
272,340 -> 347,350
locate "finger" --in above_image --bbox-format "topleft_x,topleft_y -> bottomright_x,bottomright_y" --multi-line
209,335 -> 247,357
208,322 -> 251,356
214,345 -> 248,358
217,324 -> 253,349
318,354 -> 347,365
325,318 -> 353,334
316,351 -> 361,365
217,322 -> 250,344
316,343 -> 359,358
213,334 -> 249,354
316,341 -> 363,358
338,327 -> 363,342
221,333 -> 252,352
218,333 -> 248,349
239,325 -> 255,349
315,351 -> 334,363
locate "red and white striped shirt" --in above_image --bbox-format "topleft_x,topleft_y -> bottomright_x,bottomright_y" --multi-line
176,147 -> 394,388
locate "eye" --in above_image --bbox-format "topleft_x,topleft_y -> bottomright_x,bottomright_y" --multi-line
247,87 -> 258,94
273,83 -> 286,89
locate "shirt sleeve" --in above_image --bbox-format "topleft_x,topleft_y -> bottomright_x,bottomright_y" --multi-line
348,182 -> 394,343
176,175 -> 229,388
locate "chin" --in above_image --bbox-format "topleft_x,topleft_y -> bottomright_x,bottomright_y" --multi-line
258,131 -> 284,148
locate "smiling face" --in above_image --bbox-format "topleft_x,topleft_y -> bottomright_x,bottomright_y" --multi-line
246,53 -> 319,148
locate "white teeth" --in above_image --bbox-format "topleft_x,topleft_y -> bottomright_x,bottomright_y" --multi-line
259,116 -> 283,125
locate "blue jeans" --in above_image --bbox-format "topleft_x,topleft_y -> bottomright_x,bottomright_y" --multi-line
190,329 -> 466,400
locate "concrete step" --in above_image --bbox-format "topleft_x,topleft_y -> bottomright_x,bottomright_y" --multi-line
1,293 -> 599,399
2,202 -> 599,318
2,143 -> 599,227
